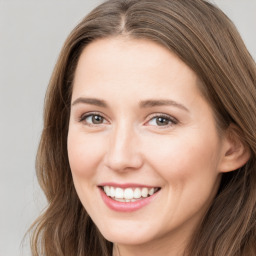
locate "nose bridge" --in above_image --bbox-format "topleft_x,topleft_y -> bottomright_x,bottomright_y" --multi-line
105,120 -> 142,172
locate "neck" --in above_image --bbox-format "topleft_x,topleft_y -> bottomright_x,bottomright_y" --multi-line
112,244 -> 120,256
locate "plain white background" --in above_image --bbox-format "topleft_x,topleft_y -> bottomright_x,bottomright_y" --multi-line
0,1 -> 255,255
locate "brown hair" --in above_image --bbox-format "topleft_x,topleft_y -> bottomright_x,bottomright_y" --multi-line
29,0 -> 256,255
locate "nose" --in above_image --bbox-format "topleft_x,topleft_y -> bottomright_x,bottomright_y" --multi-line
104,123 -> 143,172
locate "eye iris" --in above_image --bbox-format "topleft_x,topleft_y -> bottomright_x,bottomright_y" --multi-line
156,117 -> 169,126
92,115 -> 103,124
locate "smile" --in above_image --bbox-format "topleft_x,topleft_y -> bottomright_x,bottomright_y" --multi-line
99,185 -> 161,212
102,186 -> 160,202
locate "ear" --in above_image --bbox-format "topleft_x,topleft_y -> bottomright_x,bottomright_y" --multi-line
219,124 -> 251,173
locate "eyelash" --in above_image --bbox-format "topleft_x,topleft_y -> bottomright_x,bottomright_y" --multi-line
79,112 -> 109,127
79,112 -> 178,128
145,114 -> 178,128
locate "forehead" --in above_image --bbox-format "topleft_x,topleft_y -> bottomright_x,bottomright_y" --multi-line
72,37 -> 201,98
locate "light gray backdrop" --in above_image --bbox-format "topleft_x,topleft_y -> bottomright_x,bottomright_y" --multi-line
0,1 -> 255,255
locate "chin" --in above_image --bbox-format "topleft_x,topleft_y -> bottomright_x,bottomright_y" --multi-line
98,222 -> 155,245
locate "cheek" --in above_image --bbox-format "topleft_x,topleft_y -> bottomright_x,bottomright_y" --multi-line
67,129 -> 106,212
144,133 -> 222,224
67,130 -> 104,179
144,131 -> 221,185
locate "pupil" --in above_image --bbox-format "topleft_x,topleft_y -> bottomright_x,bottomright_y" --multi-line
156,117 -> 169,126
93,115 -> 103,124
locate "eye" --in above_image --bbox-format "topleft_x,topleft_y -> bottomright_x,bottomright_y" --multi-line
80,113 -> 108,126
147,114 -> 177,127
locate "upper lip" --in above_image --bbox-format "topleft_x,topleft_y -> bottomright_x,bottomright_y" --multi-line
98,182 -> 160,189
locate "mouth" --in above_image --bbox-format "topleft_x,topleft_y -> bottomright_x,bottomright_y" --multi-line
100,185 -> 161,203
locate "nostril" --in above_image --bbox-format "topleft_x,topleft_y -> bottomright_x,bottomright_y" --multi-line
104,152 -> 143,172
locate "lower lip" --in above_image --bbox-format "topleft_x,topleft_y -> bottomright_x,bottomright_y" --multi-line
99,188 -> 159,212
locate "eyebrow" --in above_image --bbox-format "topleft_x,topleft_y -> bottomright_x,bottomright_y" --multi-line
71,97 -> 189,112
139,99 -> 189,112
72,97 -> 108,108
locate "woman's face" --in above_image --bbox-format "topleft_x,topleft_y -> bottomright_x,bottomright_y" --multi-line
68,38 -> 226,250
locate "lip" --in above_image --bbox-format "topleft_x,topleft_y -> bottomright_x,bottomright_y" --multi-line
98,184 -> 160,212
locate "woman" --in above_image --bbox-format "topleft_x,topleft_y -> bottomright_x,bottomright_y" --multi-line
29,0 -> 256,255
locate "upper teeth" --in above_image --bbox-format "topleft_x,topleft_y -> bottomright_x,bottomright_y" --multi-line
103,186 -> 157,200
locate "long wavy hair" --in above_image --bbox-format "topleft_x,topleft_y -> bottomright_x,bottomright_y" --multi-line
29,0 -> 256,255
